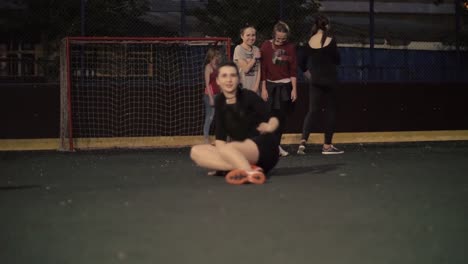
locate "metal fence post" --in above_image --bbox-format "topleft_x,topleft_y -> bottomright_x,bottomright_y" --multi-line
81,0 -> 86,36
180,0 -> 186,37
455,0 -> 462,80
369,0 -> 375,81
279,0 -> 284,20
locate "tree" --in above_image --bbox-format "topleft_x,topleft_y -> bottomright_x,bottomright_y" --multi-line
191,0 -> 320,45
0,0 -> 162,79
1,0 -> 81,43
2,0 -> 153,40
85,0 -> 153,36
460,1 -> 468,49
434,0 -> 468,49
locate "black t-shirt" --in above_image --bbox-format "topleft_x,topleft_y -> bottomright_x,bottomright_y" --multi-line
299,38 -> 341,85
215,89 -> 271,141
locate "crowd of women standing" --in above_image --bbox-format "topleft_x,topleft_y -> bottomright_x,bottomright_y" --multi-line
191,14 -> 344,185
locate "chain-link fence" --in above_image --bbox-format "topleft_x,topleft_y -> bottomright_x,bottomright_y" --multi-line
1,0 -> 467,82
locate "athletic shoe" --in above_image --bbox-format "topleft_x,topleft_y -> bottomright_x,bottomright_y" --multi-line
297,144 -> 306,155
225,169 -> 266,185
217,166 -> 261,177
247,170 -> 267,184
251,164 -> 264,172
225,169 -> 248,184
322,145 -> 344,155
279,146 -> 289,157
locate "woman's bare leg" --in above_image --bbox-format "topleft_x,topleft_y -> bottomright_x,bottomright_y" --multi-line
217,139 -> 259,171
190,144 -> 234,171
220,140 -> 265,184
191,139 -> 260,172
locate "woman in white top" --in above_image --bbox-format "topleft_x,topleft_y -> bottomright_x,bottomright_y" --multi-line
233,25 -> 261,93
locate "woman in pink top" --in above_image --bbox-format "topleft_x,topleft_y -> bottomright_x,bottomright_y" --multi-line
203,47 -> 221,143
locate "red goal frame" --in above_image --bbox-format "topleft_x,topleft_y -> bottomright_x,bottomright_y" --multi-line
60,36 -> 231,151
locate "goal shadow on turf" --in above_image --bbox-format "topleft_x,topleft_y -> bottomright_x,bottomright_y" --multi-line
0,184 -> 42,191
270,163 -> 346,177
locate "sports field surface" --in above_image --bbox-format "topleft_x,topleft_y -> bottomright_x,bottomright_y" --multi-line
1,141 -> 467,264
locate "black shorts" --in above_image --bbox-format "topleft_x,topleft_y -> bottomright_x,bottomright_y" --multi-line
251,133 -> 280,174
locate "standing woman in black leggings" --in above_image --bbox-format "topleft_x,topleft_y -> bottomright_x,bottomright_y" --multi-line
297,14 -> 344,155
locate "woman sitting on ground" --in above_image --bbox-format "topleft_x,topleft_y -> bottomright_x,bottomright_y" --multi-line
190,61 -> 280,185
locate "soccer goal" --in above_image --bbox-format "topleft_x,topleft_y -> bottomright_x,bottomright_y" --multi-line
60,37 -> 231,151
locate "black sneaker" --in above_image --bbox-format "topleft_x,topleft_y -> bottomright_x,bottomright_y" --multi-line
322,145 -> 344,155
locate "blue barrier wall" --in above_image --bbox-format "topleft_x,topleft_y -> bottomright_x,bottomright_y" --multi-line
338,47 -> 468,82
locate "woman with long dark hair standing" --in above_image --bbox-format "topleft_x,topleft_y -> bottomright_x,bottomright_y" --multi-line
297,14 -> 344,155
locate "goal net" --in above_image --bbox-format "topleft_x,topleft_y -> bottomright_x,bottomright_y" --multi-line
60,37 -> 231,151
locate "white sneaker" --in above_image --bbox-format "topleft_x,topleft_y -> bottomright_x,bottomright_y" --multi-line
322,145 -> 344,155
297,144 -> 306,155
279,146 -> 289,157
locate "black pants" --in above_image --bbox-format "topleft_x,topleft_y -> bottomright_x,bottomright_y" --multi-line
301,83 -> 337,145
266,82 -> 293,144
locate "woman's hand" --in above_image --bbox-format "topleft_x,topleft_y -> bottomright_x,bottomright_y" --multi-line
303,70 -> 311,80
257,122 -> 273,134
254,49 -> 261,60
257,117 -> 279,134
291,88 -> 297,102
261,87 -> 268,101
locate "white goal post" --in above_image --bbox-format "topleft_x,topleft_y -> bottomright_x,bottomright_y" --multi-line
60,37 -> 231,151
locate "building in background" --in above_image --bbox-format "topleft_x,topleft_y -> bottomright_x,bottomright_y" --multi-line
320,0 -> 457,46
0,1 -> 44,79
142,0 -> 207,36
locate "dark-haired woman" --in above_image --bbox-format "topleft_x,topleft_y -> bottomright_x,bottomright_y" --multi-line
297,14 -> 344,155
190,62 -> 280,185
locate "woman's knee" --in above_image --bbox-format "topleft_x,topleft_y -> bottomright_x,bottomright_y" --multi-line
216,143 -> 234,156
227,140 -> 259,161
190,145 -> 203,163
